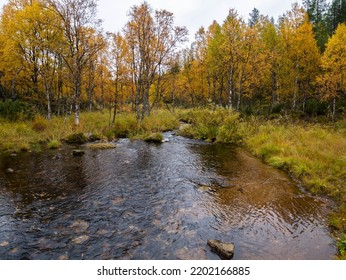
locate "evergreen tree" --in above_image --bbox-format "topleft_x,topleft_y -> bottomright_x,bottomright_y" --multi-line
328,0 -> 346,34
248,8 -> 260,27
303,0 -> 330,51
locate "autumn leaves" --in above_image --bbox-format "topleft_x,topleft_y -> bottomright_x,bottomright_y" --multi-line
0,0 -> 345,122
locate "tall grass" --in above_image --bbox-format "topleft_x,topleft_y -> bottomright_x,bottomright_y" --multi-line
243,121 -> 346,201
0,109 -> 179,152
0,121 -> 39,152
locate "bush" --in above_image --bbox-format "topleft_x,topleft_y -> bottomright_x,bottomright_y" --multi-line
0,99 -> 25,121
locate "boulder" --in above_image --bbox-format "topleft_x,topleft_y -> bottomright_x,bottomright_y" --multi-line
207,239 -> 234,259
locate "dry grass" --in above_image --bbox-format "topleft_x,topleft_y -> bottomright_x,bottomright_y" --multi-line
244,122 -> 346,200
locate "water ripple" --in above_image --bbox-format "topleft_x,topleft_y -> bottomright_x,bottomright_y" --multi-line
0,136 -> 336,259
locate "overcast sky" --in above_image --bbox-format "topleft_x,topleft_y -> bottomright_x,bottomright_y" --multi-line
97,0 -> 304,41
0,0 -> 305,42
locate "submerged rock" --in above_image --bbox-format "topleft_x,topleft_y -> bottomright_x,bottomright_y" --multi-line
70,220 -> 89,233
207,240 -> 235,259
72,235 -> 89,244
0,241 -> 9,247
52,154 -> 63,160
72,150 -> 85,156
6,168 -> 14,173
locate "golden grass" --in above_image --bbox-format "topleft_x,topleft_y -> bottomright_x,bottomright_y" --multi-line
244,122 -> 346,200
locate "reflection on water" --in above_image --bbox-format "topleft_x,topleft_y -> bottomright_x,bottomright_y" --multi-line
0,133 -> 336,259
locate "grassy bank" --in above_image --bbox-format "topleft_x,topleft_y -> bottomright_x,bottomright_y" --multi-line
178,108 -> 346,258
0,110 -> 179,153
243,119 -> 346,258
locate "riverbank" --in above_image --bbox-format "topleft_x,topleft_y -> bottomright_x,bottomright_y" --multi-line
178,108 -> 346,258
0,108 -> 345,258
243,119 -> 346,259
0,110 -> 179,153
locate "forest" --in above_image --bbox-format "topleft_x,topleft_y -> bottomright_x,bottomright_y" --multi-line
0,0 -> 346,259
0,0 -> 345,123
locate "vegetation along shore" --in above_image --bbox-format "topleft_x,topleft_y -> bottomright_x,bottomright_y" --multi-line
0,0 -> 345,258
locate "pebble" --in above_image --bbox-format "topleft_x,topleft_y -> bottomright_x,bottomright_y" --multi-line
0,241 -> 9,247
72,235 -> 89,244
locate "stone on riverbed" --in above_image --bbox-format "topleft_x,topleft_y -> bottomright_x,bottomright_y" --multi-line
72,150 -> 85,156
207,240 -> 235,259
72,235 -> 89,244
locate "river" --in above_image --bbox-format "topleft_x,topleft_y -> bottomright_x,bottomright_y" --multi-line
0,132 -> 336,259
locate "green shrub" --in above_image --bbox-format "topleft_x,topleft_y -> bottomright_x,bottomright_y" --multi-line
0,99 -> 25,121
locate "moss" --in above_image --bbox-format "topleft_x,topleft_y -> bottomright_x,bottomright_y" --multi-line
65,133 -> 88,144
86,143 -> 116,150
144,133 -> 164,143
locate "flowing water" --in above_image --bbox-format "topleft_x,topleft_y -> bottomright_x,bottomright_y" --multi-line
0,132 -> 336,259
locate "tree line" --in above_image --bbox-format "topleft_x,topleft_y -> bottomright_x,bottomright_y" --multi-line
0,0 -> 345,124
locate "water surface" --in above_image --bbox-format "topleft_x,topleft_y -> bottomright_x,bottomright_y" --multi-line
0,133 -> 336,259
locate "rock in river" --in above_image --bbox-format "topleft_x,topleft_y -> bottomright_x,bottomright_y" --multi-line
72,150 -> 85,156
207,240 -> 234,259
72,235 -> 89,244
